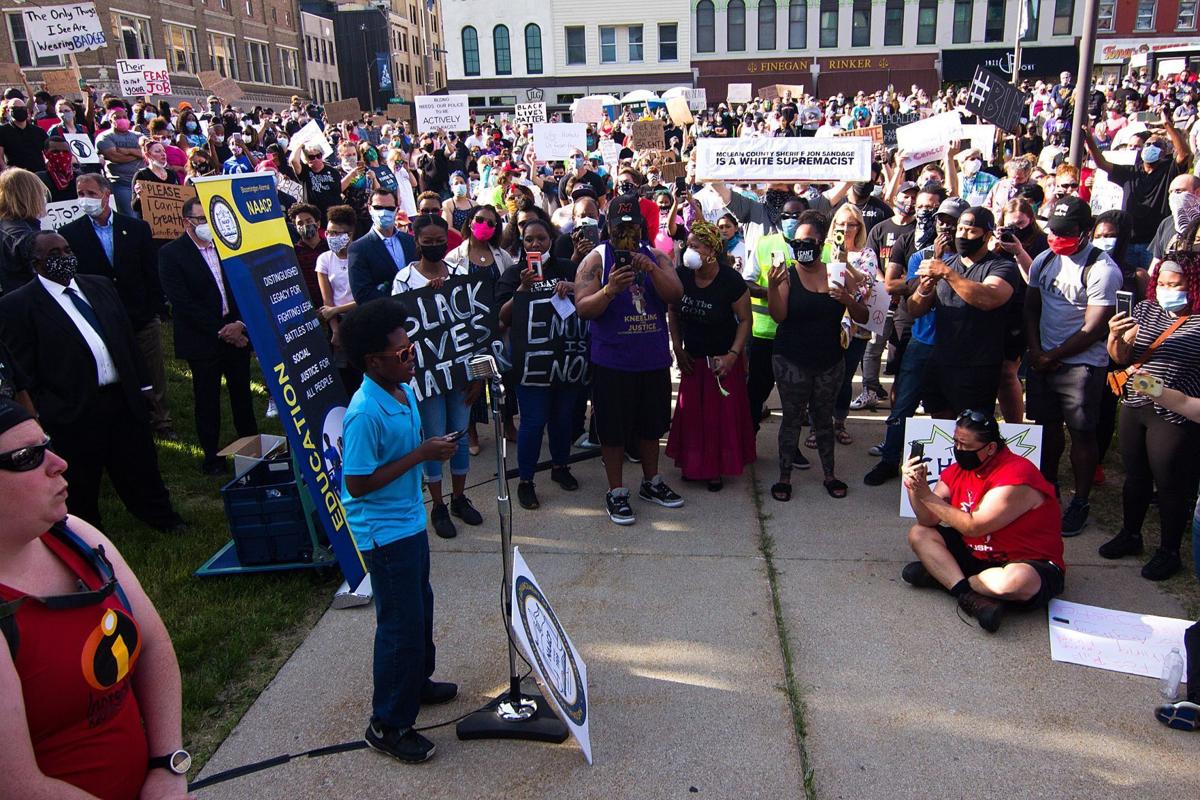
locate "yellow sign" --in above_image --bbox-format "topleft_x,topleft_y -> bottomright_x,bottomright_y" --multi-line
747,59 -> 811,73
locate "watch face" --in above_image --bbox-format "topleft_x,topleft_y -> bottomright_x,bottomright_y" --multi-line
171,750 -> 192,774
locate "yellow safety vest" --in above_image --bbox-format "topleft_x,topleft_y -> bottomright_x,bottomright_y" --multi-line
751,233 -> 794,340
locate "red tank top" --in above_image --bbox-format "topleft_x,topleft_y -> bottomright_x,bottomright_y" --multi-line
0,532 -> 148,799
943,448 -> 1067,572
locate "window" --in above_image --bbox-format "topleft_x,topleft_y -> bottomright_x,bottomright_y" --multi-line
1178,0 -> 1197,29
279,47 -> 300,86
114,13 -> 153,59
209,32 -> 239,79
1052,0 -> 1073,33
820,0 -> 838,47
659,22 -> 678,60
246,40 -> 271,83
953,0 -> 973,42
985,0 -> 1006,41
788,0 -> 807,48
759,0 -> 777,50
493,25 -> 511,75
917,0 -> 937,44
462,26 -> 479,76
696,0 -> 715,53
525,24 -> 542,73
165,23 -> 200,73
852,0 -> 871,47
1097,0 -> 1115,29
1022,0 -> 1040,40
6,13 -> 63,67
416,65 -> 423,85
410,4 -> 418,23
628,24 -> 643,62
1135,0 -> 1156,29
245,0 -> 253,16
566,25 -> 586,64
884,0 -> 903,45
271,8 -> 277,23
600,25 -> 616,63
286,10 -> 292,26
728,0 -> 746,51
330,41 -> 336,65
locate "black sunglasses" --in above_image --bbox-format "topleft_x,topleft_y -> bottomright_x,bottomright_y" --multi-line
778,211 -> 801,220
0,436 -> 53,472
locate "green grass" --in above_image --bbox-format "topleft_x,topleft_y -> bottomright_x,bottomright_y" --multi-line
95,329 -> 338,770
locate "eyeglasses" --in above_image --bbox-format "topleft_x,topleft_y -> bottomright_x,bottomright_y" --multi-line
778,211 -> 801,220
0,436 -> 53,472
369,343 -> 416,363
184,216 -> 207,223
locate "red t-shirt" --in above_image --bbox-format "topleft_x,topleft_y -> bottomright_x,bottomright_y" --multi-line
941,447 -> 1066,572
0,532 -> 148,799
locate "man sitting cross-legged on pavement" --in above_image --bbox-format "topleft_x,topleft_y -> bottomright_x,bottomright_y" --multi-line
901,409 -> 1066,633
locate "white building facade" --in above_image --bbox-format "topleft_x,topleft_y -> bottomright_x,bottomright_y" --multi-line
302,11 -> 343,105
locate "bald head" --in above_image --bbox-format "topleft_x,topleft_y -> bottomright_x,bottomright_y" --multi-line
1171,174 -> 1200,195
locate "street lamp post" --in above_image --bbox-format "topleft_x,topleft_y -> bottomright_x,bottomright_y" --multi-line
360,23 -> 375,112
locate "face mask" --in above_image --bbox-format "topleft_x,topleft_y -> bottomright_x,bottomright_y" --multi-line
918,176 -> 941,190
419,242 -> 448,262
1092,237 -> 1117,252
792,237 -> 818,263
804,186 -> 822,203
646,173 -> 660,185
764,189 -> 792,215
1142,144 -> 1162,163
617,181 -> 637,195
214,135 -> 225,144
1170,192 -> 1200,224
41,254 -> 78,283
185,120 -> 198,132
194,223 -> 214,243
452,183 -> 468,197
365,149 -> 378,162
953,444 -> 988,472
780,218 -> 801,240
231,143 -> 243,155
1048,234 -> 1082,256
682,248 -> 704,270
571,155 -> 585,170
10,107 -> 28,123
59,110 -> 74,122
955,236 -> 985,257
894,195 -> 914,216
327,233 -> 352,253
79,197 -> 105,218
962,158 -> 982,176
112,117 -> 131,132
298,223 -> 318,240
471,220 -> 496,240
1157,287 -> 1189,313
371,208 -> 397,230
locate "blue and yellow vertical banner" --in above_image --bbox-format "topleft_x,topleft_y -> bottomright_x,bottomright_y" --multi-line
193,174 -> 367,590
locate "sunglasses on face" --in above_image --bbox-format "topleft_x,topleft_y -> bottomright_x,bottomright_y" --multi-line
370,205 -> 396,212
369,343 -> 416,364
778,211 -> 801,220
0,436 -> 53,472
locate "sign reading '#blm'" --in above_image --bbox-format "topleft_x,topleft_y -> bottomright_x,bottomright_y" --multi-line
895,111 -> 964,170
22,3 -> 105,56
116,59 -> 171,96
965,66 -> 1027,133
514,102 -> 547,125
694,137 -> 872,183
415,94 -> 469,133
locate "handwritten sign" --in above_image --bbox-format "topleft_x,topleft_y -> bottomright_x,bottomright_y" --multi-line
1048,599 -> 1193,680
835,125 -> 883,145
960,123 -> 998,161
694,137 -> 872,183
861,275 -> 890,336
137,181 -> 197,240
514,102 -> 547,126
415,94 -> 469,133
211,76 -> 244,101
196,70 -> 223,91
660,161 -> 687,182
41,68 -> 81,98
323,98 -> 362,123
531,123 -> 587,162
22,3 -> 106,56
287,119 -> 333,158
727,83 -> 752,104
276,175 -> 305,203
630,120 -> 666,153
895,111 -> 964,170
684,88 -> 707,112
509,291 -> 590,387
65,133 -> 98,163
965,66 -> 1027,133
572,98 -> 605,124
116,59 -> 171,96
761,84 -> 806,102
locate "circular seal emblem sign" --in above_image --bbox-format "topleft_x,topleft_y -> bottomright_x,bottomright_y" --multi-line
208,196 -> 242,251
514,575 -> 587,725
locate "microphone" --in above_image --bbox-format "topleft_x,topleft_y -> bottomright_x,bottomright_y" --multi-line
468,354 -> 499,381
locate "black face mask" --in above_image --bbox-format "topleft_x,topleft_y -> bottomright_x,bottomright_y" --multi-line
617,181 -> 637,195
791,237 -> 819,264
915,210 -> 936,248
41,254 -> 78,283
853,181 -> 875,199
955,236 -> 985,257
10,107 -> 28,123
953,444 -> 990,471
419,242 -> 447,262
764,190 -> 793,216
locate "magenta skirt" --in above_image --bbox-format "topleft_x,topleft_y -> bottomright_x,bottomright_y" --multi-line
666,356 -> 757,481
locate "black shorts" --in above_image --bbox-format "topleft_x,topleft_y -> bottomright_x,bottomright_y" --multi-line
921,360 -> 1001,417
1003,326 -> 1026,362
937,525 -> 1064,610
1026,364 -> 1105,432
591,365 -> 673,447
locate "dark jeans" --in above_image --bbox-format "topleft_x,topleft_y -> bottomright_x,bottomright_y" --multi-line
881,340 -> 934,465
364,532 -> 435,730
747,336 -> 776,430
189,343 -> 257,460
1119,402 -> 1200,554
516,383 -> 579,481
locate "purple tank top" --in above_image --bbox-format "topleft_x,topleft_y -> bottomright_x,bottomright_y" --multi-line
589,242 -> 672,371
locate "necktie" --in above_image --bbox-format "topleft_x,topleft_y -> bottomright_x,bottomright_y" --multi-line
64,287 -> 109,345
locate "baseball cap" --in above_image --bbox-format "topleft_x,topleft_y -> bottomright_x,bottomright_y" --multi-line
935,197 -> 970,221
608,193 -> 645,227
1046,195 -> 1093,235
897,180 -> 919,194
962,206 -> 996,232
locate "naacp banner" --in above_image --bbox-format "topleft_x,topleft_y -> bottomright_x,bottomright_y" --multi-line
695,137 -> 872,183
191,174 -> 367,590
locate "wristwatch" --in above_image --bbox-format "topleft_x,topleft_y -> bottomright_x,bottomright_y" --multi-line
148,749 -> 192,775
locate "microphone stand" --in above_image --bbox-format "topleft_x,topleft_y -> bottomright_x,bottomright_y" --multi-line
456,356 -> 568,744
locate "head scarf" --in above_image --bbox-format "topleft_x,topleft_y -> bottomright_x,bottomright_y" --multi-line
690,220 -> 723,255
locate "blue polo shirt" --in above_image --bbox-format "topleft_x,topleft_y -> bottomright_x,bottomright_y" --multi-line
340,375 -> 426,550
907,248 -> 937,346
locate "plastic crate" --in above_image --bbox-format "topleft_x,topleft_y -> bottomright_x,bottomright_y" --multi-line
221,459 -> 313,566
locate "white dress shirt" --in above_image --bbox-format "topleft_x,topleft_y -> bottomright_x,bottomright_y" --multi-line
38,275 -> 119,386
193,236 -> 229,315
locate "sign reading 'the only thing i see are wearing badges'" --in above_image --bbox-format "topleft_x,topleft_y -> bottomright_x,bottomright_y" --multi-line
511,546 -> 592,763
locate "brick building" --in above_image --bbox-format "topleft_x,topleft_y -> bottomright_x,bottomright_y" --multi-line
1096,0 -> 1199,77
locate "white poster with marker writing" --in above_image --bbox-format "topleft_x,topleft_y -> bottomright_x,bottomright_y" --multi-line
22,3 -> 106,57
895,111 -> 964,170
116,58 -> 171,96
514,102 -> 547,126
1048,599 -> 1192,679
532,123 -> 587,162
40,196 -> 114,230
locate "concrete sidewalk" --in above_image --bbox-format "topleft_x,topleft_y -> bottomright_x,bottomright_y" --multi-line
198,413 -> 1199,799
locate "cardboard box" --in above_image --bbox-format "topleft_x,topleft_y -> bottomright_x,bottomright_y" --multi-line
218,434 -> 288,478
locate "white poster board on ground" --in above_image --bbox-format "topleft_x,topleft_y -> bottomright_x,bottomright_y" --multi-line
21,3 -> 106,57
899,418 -> 1043,517
116,58 -> 171,96
514,102 -> 547,125
511,547 -> 592,764
694,137 -> 872,183
895,111 -> 965,170
415,94 -> 470,133
1048,599 -> 1192,679
532,123 -> 587,162
65,133 -> 98,164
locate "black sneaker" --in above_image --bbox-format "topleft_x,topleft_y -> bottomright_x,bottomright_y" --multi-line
1098,529 -> 1143,559
430,503 -> 457,539
450,495 -> 483,526
957,590 -> 1006,633
517,481 -> 540,510
1061,498 -> 1089,537
550,466 -> 579,491
365,722 -> 436,763
792,449 -> 811,470
639,476 -> 684,508
1141,548 -> 1181,581
1155,700 -> 1200,732
624,449 -> 641,464
864,461 -> 899,486
900,561 -> 939,588
606,489 -> 635,525
420,680 -> 458,705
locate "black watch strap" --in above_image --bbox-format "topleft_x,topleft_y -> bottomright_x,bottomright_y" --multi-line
148,749 -> 191,775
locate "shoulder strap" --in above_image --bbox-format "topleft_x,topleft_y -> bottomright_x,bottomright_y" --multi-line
49,522 -> 132,613
1128,315 -> 1190,372
1028,247 -> 1056,281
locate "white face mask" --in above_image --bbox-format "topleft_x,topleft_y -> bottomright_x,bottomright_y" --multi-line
682,247 -> 704,270
1092,237 -> 1116,252
79,197 -> 105,218
194,223 -> 214,243
962,158 -> 982,176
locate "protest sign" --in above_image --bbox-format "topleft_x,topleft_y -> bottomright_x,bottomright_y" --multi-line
394,274 -> 508,402
42,68 -> 81,98
41,197 -> 110,230
65,133 -> 98,163
960,123 -> 997,161
598,138 -> 620,166
210,76 -> 244,101
694,137 -> 873,183
900,418 -> 1042,517
276,174 -> 305,203
684,88 -> 707,112
666,97 -> 692,126
287,119 -> 333,158
532,123 -> 587,161
861,275 -> 890,336
630,120 -> 666,152
514,102 -> 547,125
965,66 -> 1027,133
1049,600 -> 1194,680
727,83 -> 752,104
509,291 -> 590,387
137,181 -> 197,240
191,173 -> 366,591
895,111 -> 964,169
511,547 -> 592,764
22,3 -> 105,57
572,98 -> 605,124
116,59 -> 171,97
196,70 -> 223,91
1089,171 -> 1125,215
761,84 -> 806,102
660,161 -> 688,182
835,125 -> 883,145
323,98 -> 362,123
876,111 -> 922,147
415,94 -> 469,133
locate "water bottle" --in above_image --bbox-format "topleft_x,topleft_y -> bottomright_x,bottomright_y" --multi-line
1160,647 -> 1185,701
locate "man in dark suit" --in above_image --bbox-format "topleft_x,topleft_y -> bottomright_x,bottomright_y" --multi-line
158,196 -> 258,474
0,230 -> 184,530
60,172 -> 175,439
348,187 -> 416,303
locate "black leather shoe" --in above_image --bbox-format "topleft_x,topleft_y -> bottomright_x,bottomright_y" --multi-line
430,503 -> 457,539
550,466 -> 579,491
517,481 -> 540,510
420,680 -> 458,705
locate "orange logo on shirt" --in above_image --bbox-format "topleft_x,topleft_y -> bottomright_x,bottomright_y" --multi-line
80,608 -> 141,691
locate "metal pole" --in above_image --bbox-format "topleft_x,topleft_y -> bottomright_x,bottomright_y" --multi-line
360,24 -> 374,112
1068,0 -> 1100,168
1011,0 -> 1024,85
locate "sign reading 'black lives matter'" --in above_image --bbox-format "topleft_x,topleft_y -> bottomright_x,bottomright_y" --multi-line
509,291 -> 591,387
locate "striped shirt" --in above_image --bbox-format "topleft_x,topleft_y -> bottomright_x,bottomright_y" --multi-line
1123,301 -> 1200,424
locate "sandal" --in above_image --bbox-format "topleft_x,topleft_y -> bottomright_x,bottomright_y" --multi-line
771,482 -> 792,502
804,432 -> 818,449
835,425 -> 853,446
824,478 -> 848,499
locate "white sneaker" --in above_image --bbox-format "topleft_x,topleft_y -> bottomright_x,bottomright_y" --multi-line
575,433 -> 600,450
265,398 -> 278,418
849,388 -> 878,411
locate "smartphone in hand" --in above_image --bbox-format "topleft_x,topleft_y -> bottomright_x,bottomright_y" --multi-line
444,429 -> 469,442
526,251 -> 543,281
1115,290 -> 1134,318
614,249 -> 634,270
909,440 -> 927,462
